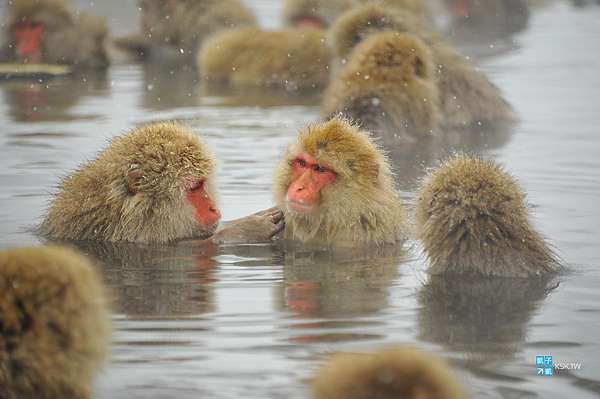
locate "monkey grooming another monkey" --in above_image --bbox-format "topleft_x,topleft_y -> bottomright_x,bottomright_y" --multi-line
199,27 -> 332,93
330,5 -> 516,127
312,347 -> 468,399
1,0 -> 110,69
416,156 -> 560,277
39,122 -> 283,244
274,118 -> 407,247
0,245 -> 111,399
322,32 -> 440,142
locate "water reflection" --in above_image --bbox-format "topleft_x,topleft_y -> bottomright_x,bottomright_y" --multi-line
0,71 -> 108,122
418,275 -> 558,359
141,63 -> 201,110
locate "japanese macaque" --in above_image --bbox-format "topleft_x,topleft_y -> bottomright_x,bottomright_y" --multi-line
39,122 -> 283,244
322,32 -> 440,141
1,0 -> 110,69
274,118 -> 407,247
199,28 -> 332,93
330,5 -> 516,127
128,0 -> 257,59
312,347 -> 468,399
0,246 -> 111,399
283,0 -> 356,28
415,157 -> 560,277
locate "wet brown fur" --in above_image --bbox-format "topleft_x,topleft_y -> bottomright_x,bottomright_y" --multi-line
199,27 -> 332,92
0,246 -> 111,399
322,32 -> 440,141
274,118 -> 406,247
330,5 -> 516,127
140,0 -> 257,56
3,0 -> 110,68
313,347 -> 467,399
39,122 -> 219,243
416,157 -> 560,277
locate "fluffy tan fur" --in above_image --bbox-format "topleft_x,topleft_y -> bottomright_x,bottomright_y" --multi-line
199,27 -> 332,92
3,0 -> 110,68
313,347 -> 467,399
140,0 -> 257,56
0,246 -> 111,399
283,0 -> 357,27
330,5 -> 515,127
322,32 -> 440,141
416,157 -> 560,277
274,118 -> 406,247
39,122 -> 219,243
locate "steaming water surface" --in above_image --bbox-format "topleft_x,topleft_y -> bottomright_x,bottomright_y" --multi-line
0,1 -> 599,398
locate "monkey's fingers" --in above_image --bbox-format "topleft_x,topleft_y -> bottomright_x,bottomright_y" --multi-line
271,219 -> 286,240
269,209 -> 284,224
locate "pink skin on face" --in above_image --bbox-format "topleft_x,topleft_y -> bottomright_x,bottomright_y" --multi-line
186,179 -> 221,226
286,153 -> 337,213
14,22 -> 45,61
294,17 -> 325,29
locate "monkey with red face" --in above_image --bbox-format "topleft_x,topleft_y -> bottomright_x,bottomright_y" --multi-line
274,118 -> 407,247
39,122 -> 283,244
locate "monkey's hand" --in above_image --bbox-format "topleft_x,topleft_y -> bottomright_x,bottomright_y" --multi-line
211,207 -> 284,244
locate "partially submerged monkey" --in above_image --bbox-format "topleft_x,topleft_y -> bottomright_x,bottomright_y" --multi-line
322,32 -> 440,142
0,245 -> 111,399
274,118 -> 407,247
330,4 -> 516,127
1,0 -> 110,69
416,156 -> 560,277
199,27 -> 332,93
313,347 -> 468,399
39,122 -> 283,244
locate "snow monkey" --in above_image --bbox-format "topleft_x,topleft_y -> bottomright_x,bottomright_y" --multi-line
322,32 -> 440,142
312,347 -> 468,399
0,245 -> 111,399
274,118 -> 407,247
416,156 -> 560,277
40,122 -> 283,244
1,0 -> 110,69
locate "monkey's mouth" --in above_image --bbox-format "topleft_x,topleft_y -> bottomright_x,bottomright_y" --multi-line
287,200 -> 314,213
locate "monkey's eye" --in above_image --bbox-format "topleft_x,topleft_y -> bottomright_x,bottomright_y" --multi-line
296,158 -> 308,168
314,164 -> 327,173
188,179 -> 204,192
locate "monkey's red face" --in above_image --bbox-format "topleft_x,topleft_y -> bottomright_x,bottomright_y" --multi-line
293,16 -> 325,29
14,22 -> 45,61
186,179 -> 221,227
286,153 -> 337,213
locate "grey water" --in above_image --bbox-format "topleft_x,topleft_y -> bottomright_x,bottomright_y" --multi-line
1,1 -> 599,398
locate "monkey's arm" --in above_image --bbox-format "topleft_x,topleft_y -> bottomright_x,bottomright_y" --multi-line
209,207 -> 285,244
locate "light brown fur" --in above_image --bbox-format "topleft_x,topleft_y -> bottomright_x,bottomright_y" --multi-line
274,118 -> 406,247
39,122 -> 219,243
330,5 -> 516,127
3,0 -> 110,68
0,246 -> 111,399
283,0 -> 357,27
199,27 -> 332,92
140,0 -> 257,57
322,32 -> 440,141
313,347 -> 468,399
416,157 -> 560,277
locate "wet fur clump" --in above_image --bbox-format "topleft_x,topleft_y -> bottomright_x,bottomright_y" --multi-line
312,347 -> 467,399
416,156 -> 560,277
140,0 -> 257,57
3,0 -> 110,68
0,246 -> 111,399
199,27 -> 332,92
274,118 -> 407,247
330,4 -> 516,127
322,32 -> 440,141
39,122 -> 218,243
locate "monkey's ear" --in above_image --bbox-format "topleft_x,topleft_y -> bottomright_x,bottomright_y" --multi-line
126,163 -> 143,194
412,54 -> 427,79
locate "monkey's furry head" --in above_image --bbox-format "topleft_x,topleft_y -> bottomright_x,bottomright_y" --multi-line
416,156 -> 560,277
331,4 -> 426,60
313,347 -> 467,399
40,122 -> 219,243
0,245 -> 111,398
9,0 -> 74,27
274,118 -> 406,246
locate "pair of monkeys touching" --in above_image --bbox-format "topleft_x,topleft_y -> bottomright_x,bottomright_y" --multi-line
39,118 -> 559,278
